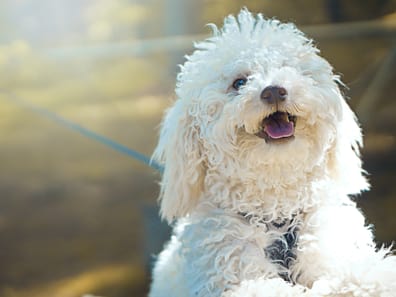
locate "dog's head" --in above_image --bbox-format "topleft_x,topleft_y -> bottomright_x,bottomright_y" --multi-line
154,10 -> 368,222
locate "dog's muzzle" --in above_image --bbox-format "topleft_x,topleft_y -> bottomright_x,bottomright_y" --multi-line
255,112 -> 296,141
255,86 -> 297,142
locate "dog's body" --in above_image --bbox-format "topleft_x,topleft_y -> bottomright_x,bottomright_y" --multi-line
149,10 -> 396,297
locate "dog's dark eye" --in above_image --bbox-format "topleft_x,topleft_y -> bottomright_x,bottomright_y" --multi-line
232,78 -> 247,90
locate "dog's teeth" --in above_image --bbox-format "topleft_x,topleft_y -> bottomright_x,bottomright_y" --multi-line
281,113 -> 288,122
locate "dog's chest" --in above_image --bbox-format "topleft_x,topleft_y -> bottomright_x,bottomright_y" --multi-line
264,218 -> 299,282
240,213 -> 300,282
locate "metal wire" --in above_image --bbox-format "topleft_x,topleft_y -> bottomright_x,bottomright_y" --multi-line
0,90 -> 164,173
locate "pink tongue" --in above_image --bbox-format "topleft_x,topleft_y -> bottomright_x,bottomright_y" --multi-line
265,121 -> 294,139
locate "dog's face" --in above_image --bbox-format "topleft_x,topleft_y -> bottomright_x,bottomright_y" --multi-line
154,10 -> 368,222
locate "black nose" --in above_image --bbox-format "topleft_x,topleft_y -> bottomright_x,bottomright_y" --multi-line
260,86 -> 287,104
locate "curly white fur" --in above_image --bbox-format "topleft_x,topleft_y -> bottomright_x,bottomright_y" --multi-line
149,9 -> 396,297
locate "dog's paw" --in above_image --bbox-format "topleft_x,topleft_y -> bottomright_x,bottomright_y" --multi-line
311,278 -> 387,297
222,278 -> 309,297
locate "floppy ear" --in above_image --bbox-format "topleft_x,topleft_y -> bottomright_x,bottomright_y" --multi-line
328,92 -> 369,195
152,99 -> 205,223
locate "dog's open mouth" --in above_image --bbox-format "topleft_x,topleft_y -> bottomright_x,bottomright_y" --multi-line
255,112 -> 297,142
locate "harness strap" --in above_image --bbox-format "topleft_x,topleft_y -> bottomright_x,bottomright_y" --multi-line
239,212 -> 300,283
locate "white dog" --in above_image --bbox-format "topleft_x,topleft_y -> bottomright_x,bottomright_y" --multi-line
149,9 -> 396,297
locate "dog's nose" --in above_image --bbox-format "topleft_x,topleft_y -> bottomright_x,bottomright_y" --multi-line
260,86 -> 287,104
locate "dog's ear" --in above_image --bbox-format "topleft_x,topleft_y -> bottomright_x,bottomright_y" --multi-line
328,93 -> 369,195
152,99 -> 205,223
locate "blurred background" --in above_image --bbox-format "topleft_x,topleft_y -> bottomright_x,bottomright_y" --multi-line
0,1 -> 395,296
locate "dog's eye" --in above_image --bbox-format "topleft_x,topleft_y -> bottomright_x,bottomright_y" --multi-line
232,78 -> 247,90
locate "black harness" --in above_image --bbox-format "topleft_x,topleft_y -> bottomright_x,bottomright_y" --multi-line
239,213 -> 300,283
